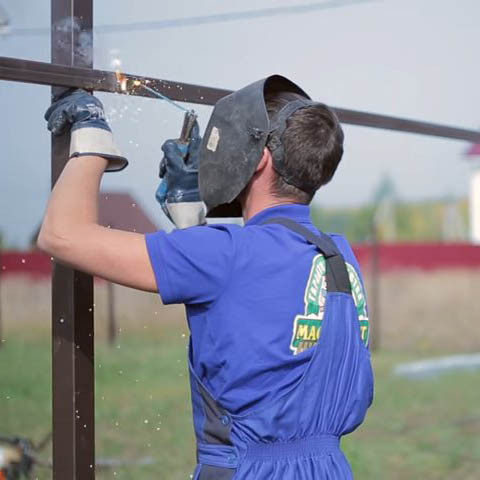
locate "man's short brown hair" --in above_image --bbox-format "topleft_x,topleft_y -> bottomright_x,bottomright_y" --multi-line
265,89 -> 344,204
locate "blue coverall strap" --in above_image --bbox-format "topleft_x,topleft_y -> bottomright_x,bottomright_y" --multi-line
261,217 -> 351,294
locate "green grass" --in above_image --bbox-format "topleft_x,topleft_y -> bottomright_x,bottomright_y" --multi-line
1,326 -> 479,479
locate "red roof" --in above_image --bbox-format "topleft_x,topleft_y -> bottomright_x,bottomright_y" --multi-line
466,143 -> 480,156
29,191 -> 160,248
98,191 -> 159,233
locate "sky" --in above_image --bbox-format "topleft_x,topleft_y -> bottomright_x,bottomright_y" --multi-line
0,0 -> 479,247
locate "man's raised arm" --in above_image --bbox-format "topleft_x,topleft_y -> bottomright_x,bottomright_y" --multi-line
38,89 -> 157,292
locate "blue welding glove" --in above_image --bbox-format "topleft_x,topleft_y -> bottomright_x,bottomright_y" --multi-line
156,121 -> 206,228
44,89 -> 128,172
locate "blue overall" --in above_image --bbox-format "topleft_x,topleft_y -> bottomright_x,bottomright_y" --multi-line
145,205 -> 374,479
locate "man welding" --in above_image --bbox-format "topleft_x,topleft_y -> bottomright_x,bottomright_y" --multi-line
39,75 -> 374,479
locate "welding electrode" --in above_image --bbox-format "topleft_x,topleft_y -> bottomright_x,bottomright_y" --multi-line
137,83 -> 197,144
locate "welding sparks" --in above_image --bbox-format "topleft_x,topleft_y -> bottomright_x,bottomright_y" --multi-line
115,69 -> 142,93
111,51 -> 128,91
113,72 -> 191,115
115,70 -> 128,92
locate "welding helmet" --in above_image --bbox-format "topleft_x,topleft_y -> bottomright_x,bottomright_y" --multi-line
199,74 -> 314,217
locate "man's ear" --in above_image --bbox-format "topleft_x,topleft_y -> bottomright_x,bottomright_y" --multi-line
255,147 -> 273,173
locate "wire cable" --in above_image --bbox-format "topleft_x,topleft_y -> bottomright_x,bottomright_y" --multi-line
5,0 -> 378,37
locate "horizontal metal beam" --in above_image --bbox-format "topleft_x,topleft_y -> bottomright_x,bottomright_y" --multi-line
0,56 -> 228,106
333,108 -> 480,143
1,55 -> 479,143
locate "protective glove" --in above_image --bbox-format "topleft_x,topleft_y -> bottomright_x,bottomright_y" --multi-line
156,121 -> 206,229
44,89 -> 128,172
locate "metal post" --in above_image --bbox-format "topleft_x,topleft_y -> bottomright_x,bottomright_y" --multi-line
0,247 -> 3,349
51,1 -> 95,479
369,224 -> 381,352
107,281 -> 117,346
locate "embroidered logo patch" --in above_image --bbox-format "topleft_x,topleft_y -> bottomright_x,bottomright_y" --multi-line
289,255 -> 370,355
290,254 -> 327,355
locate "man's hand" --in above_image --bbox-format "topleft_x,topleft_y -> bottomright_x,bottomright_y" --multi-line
45,89 -> 128,172
156,121 -> 206,228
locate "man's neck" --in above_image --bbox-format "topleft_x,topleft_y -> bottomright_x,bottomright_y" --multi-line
242,198 -> 298,223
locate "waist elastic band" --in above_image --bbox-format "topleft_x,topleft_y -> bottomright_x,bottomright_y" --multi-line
245,435 -> 340,459
197,435 -> 340,469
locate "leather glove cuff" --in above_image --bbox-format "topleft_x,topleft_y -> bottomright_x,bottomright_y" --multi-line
167,201 -> 206,229
70,126 -> 128,172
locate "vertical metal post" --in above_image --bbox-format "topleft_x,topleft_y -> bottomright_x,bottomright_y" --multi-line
0,247 -> 3,349
369,224 -> 381,352
51,1 -> 95,479
107,281 -> 117,345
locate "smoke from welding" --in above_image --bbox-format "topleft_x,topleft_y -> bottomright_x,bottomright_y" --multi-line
53,17 -> 93,65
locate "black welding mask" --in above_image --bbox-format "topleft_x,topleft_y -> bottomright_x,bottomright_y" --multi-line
199,75 -> 313,217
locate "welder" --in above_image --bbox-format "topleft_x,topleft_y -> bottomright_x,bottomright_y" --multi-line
39,74 -> 374,479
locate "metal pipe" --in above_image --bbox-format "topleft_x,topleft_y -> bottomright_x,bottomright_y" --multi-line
1,55 -> 479,142
107,281 -> 117,346
369,223 -> 381,352
0,56 -> 229,106
50,1 -> 95,479
0,247 -> 3,349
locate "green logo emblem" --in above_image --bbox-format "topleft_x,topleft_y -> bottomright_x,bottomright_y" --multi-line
290,255 -> 327,355
289,255 -> 370,355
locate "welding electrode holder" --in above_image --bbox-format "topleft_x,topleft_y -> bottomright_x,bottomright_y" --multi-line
179,110 -> 198,144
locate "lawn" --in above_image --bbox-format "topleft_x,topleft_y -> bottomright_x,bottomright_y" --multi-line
1,325 -> 479,479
